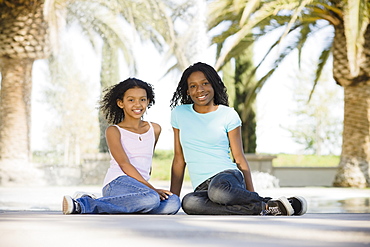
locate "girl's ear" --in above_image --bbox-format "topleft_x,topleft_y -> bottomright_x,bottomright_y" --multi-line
117,99 -> 124,109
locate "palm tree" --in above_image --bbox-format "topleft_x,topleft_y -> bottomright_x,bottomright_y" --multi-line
60,0 -> 188,152
221,49 -> 258,153
208,0 -> 370,187
0,0 -> 187,184
0,0 -> 49,175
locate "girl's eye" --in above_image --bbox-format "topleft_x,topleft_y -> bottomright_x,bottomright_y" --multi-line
189,85 -> 196,88
141,98 -> 147,102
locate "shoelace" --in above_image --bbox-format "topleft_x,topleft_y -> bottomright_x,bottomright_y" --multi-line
261,206 -> 281,216
73,200 -> 81,214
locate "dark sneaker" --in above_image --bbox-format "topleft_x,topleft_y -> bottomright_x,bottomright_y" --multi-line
288,196 -> 307,215
262,197 -> 273,203
262,196 -> 294,216
63,195 -> 81,214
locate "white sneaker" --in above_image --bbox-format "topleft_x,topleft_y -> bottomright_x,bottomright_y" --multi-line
62,195 -> 81,214
72,191 -> 99,199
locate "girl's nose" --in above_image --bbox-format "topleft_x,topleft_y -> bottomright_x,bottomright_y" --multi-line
197,85 -> 204,92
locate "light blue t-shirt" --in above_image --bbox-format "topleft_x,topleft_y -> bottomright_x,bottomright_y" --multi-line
171,104 -> 242,189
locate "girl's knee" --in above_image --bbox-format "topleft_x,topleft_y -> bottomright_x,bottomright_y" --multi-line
164,194 -> 181,214
139,190 -> 161,213
148,194 -> 181,214
182,193 -> 204,214
169,194 -> 181,206
208,183 -> 230,204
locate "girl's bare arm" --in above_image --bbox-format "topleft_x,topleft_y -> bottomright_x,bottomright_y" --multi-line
228,126 -> 255,192
170,127 -> 186,196
106,126 -> 171,200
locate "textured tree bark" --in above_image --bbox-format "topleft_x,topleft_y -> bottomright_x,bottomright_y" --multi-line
332,20 -> 370,187
0,57 -> 33,164
0,0 -> 49,184
333,83 -> 370,187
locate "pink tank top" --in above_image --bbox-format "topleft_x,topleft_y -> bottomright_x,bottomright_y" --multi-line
103,122 -> 155,187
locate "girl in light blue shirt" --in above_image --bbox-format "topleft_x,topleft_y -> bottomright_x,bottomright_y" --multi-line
170,62 -> 307,216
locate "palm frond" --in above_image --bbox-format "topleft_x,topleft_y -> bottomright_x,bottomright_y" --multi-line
343,0 -> 369,76
279,0 -> 314,42
240,0 -> 261,26
309,44 -> 332,101
66,1 -> 136,72
241,23 -> 314,117
297,24 -> 311,69
213,0 -> 312,70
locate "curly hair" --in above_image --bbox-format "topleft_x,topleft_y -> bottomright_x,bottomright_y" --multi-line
100,78 -> 155,124
170,62 -> 229,109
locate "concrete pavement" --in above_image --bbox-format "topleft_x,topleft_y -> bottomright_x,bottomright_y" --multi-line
1,211 -> 370,247
0,182 -> 369,246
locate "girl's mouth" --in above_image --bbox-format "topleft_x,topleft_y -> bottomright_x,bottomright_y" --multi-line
197,94 -> 207,100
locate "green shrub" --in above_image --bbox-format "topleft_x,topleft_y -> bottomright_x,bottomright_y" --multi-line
151,150 -> 190,181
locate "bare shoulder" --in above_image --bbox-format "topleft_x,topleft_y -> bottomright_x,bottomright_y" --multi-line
151,122 -> 162,134
105,125 -> 120,137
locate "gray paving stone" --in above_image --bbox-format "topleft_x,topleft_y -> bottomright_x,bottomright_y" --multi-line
0,183 -> 369,246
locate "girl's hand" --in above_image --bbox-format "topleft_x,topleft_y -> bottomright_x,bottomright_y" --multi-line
155,189 -> 173,200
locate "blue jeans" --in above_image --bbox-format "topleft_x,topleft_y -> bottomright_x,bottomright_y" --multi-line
182,169 -> 266,215
76,176 -> 181,214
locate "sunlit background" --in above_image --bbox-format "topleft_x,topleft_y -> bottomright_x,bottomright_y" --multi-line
1,0 -> 369,215
31,23 -> 343,155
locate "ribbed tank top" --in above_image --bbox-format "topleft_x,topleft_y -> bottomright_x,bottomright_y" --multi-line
103,122 -> 155,187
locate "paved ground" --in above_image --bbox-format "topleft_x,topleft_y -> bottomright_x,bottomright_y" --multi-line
1,182 -> 369,246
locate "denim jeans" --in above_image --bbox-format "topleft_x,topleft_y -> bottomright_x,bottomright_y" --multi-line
182,169 -> 266,215
76,175 -> 181,214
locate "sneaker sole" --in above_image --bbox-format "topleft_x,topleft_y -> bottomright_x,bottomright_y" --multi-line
278,196 -> 294,216
62,195 -> 74,215
290,196 -> 307,215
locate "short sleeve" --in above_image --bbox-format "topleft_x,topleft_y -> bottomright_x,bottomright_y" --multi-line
226,108 -> 242,132
171,107 -> 179,129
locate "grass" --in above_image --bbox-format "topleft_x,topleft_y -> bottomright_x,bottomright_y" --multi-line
151,150 -> 191,181
151,150 -> 173,181
272,154 -> 340,167
151,150 -> 340,180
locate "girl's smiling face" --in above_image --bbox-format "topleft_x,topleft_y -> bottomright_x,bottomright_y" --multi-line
117,87 -> 149,119
187,71 -> 215,107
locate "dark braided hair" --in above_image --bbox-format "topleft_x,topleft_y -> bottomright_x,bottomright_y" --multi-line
100,78 -> 155,124
170,62 -> 229,109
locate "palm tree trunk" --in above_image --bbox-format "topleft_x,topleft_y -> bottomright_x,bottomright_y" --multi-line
0,57 -> 33,166
0,0 -> 49,184
234,52 -> 257,153
333,83 -> 370,187
332,21 -> 370,188
98,43 -> 119,152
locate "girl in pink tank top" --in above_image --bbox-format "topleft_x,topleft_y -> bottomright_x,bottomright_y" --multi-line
62,78 -> 180,215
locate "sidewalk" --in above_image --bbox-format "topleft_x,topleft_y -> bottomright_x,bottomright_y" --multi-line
0,182 -> 369,246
